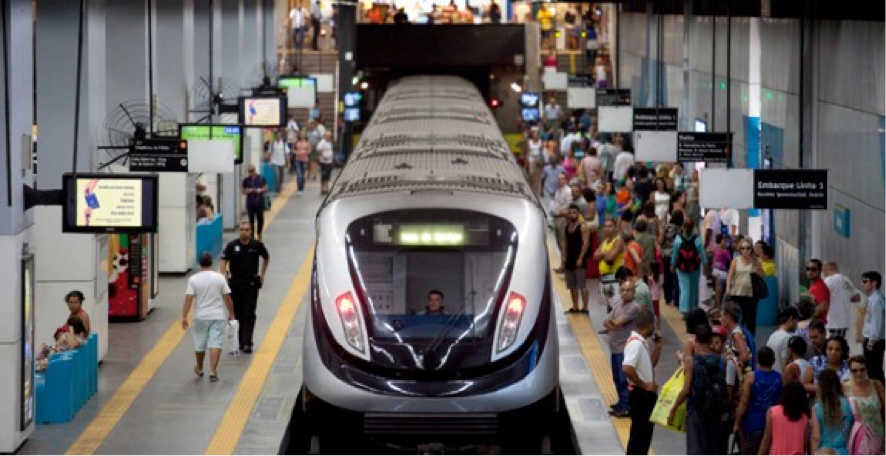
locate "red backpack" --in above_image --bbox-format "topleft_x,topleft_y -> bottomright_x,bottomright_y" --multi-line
676,235 -> 701,273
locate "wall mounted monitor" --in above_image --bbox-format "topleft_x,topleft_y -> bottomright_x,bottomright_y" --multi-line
62,173 -> 159,233
521,108 -> 540,123
179,123 -> 243,163
239,96 -> 286,128
278,76 -> 317,108
344,107 -> 361,122
520,92 -> 540,108
344,91 -> 363,108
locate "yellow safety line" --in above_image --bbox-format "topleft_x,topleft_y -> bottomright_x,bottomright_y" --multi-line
546,239 -> 654,455
65,180 -> 297,455
204,246 -> 314,455
659,296 -> 690,343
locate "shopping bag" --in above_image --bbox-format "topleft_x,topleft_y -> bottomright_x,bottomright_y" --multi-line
226,320 -> 240,355
855,307 -> 866,344
650,367 -> 687,432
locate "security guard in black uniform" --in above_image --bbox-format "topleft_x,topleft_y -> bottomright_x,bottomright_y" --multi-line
220,221 -> 270,353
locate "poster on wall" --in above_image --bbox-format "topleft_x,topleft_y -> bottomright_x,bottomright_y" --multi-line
21,253 -> 35,431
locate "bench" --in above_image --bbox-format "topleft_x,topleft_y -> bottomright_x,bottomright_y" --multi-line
35,333 -> 98,424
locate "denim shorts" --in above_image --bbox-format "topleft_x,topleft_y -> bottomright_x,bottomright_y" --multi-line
191,319 -> 226,352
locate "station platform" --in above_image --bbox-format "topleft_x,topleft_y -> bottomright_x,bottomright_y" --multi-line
16,177 -> 778,456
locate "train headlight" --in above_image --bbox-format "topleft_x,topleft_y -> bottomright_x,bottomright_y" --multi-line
336,292 -> 365,353
496,292 -> 526,352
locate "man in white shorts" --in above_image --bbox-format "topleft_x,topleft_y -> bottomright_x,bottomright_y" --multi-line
182,252 -> 235,382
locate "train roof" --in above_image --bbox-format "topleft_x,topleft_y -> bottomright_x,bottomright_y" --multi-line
323,76 -> 540,207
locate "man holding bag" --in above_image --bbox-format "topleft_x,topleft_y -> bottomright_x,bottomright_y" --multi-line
623,308 -> 662,455
182,252 -> 235,382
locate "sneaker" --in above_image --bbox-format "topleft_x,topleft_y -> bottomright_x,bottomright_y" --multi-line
297,191 -> 304,196
209,373 -> 219,382
194,366 -> 204,378
242,346 -> 253,354
608,409 -> 630,418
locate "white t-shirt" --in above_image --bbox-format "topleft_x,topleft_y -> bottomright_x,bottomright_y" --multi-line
612,151 -> 635,181
543,103 -> 562,122
317,139 -> 334,164
560,132 -> 580,155
824,273 -> 861,329
290,8 -> 307,28
186,270 -> 231,321
287,120 -> 299,142
719,208 -> 739,235
622,331 -> 653,385
269,140 -> 289,167
766,328 -> 794,375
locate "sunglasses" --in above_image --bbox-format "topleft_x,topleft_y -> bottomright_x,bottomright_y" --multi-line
740,247 -> 752,251
851,367 -> 867,374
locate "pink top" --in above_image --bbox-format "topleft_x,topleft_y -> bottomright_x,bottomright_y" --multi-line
713,247 -> 732,272
768,405 -> 808,455
563,157 -> 578,182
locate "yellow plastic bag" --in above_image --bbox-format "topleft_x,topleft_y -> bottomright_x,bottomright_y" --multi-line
650,367 -> 687,432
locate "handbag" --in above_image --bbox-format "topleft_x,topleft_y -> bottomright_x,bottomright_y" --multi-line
225,320 -> 240,355
650,367 -> 687,432
263,193 -> 272,211
751,272 -> 768,300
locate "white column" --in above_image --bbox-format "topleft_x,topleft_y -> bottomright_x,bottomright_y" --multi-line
34,0 -> 109,362
747,18 -> 763,243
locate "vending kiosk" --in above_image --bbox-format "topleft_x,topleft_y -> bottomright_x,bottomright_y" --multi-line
107,233 -> 153,320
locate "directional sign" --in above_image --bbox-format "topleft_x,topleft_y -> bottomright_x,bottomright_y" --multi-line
754,169 -> 828,210
129,139 -> 188,172
633,108 -> 678,131
677,132 -> 732,163
595,88 -> 631,107
567,74 -> 594,88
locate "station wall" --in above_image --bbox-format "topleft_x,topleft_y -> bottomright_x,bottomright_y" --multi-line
619,11 -> 885,300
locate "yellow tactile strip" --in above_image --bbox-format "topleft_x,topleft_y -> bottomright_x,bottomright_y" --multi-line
545,239 -> 652,454
65,180 -> 298,455
205,245 -> 314,454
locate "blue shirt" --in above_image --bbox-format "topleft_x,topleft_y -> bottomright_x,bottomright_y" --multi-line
814,397 -> 853,455
542,164 -> 566,197
864,289 -> 885,341
742,369 -> 783,434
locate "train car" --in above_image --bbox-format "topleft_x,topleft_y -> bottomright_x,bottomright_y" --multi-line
300,75 -> 558,453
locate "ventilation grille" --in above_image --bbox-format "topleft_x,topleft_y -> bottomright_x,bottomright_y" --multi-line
363,413 -> 498,436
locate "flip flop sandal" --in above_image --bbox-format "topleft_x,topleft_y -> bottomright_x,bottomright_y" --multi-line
194,366 -> 204,378
209,373 -> 219,382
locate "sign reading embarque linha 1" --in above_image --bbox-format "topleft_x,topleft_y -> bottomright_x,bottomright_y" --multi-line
753,169 -> 828,210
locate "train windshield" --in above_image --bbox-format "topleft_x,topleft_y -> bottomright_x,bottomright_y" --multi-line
345,209 -> 518,371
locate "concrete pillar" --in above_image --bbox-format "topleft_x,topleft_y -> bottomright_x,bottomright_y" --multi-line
34,0 -> 109,361
218,0 -> 243,229
0,0 -> 36,450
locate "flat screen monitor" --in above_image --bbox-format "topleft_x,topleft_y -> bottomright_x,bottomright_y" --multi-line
344,92 -> 362,108
239,96 -> 286,127
277,75 -> 317,90
62,173 -> 159,233
520,92 -> 540,108
521,108 -> 540,123
344,107 -> 361,122
178,124 -> 243,164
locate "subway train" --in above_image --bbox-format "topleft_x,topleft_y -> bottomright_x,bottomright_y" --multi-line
299,76 -> 559,453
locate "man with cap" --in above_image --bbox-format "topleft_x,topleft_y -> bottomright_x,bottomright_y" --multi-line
766,307 -> 800,375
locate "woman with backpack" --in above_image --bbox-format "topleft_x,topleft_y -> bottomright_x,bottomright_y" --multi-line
670,218 -> 707,315
726,237 -> 765,337
810,369 -> 854,454
668,325 -> 726,455
758,381 -> 811,455
733,346 -> 783,455
844,355 -> 884,454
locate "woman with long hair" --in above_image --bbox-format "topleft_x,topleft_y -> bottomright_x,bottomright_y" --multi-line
810,369 -> 854,454
651,177 -> 671,223
726,237 -> 764,337
844,355 -> 885,454
758,381 -> 811,455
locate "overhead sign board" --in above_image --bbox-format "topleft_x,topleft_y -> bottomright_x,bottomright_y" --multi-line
129,139 -> 188,172
677,132 -> 731,163
568,74 -> 594,88
633,108 -> 678,131
754,169 -> 828,210
596,88 -> 632,107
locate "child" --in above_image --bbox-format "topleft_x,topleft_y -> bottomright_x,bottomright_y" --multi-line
711,234 -> 732,309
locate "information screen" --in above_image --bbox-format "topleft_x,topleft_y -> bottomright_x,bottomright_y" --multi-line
239,96 -> 286,127
179,124 -> 243,163
520,92 -> 540,108
20,254 -> 34,431
372,222 -> 490,246
62,174 -> 159,233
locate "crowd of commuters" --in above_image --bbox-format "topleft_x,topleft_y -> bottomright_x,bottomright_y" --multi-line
525,100 -> 885,454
